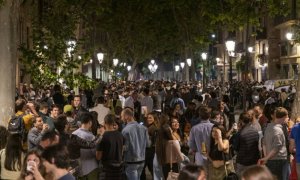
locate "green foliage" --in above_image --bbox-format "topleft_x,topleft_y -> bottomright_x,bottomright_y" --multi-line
19,0 -> 96,89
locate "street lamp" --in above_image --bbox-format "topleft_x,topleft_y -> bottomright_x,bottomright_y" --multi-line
286,32 -> 293,41
201,53 -> 208,87
225,39 -> 236,82
186,58 -> 192,67
67,40 -> 76,57
248,47 -> 254,53
113,58 -> 119,66
97,53 -> 104,80
180,62 -> 185,69
148,60 -> 158,74
127,66 -> 131,71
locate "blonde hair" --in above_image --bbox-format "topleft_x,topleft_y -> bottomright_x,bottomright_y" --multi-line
241,165 -> 274,180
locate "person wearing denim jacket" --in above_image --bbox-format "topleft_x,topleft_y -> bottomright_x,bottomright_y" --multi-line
121,108 -> 150,180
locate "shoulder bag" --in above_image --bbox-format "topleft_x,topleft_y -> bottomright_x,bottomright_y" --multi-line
167,141 -> 179,180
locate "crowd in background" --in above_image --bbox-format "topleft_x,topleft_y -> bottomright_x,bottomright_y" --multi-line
0,80 -> 298,180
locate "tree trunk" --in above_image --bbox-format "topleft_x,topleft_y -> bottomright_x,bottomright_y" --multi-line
291,78 -> 300,119
128,60 -> 137,81
0,0 -> 19,126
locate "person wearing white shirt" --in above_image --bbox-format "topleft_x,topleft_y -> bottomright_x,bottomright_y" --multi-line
90,96 -> 111,125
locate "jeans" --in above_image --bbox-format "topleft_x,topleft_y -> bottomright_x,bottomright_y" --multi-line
153,154 -> 164,180
125,162 -> 145,180
266,159 -> 288,180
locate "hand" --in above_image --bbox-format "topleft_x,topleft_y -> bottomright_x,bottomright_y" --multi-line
257,158 -> 267,165
30,164 -> 44,180
42,124 -> 49,131
25,174 -> 34,180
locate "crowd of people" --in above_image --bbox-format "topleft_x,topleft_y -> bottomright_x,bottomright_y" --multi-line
1,80 -> 298,180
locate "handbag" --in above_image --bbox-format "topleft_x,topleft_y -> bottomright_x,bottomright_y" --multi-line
167,141 -> 179,180
222,152 -> 238,180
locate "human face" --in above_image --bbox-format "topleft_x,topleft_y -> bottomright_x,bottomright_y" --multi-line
34,117 -> 44,130
51,108 -> 59,118
121,111 -> 126,122
171,118 -> 180,131
27,154 -> 41,167
211,127 -> 219,139
73,97 -> 81,108
147,114 -> 155,125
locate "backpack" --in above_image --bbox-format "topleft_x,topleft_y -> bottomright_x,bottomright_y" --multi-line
8,115 -> 26,139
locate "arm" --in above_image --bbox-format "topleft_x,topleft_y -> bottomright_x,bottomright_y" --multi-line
28,130 -> 44,146
70,134 -> 96,149
96,151 -> 103,160
289,139 -> 296,154
216,138 -> 229,152
173,141 -> 184,162
188,128 -> 196,152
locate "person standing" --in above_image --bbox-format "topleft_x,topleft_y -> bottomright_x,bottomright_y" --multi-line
27,116 -> 49,150
96,114 -> 124,180
121,108 -> 150,180
72,113 -> 98,179
89,96 -> 111,125
188,106 -> 214,169
235,112 -> 260,176
258,107 -> 289,180
290,117 -> 300,177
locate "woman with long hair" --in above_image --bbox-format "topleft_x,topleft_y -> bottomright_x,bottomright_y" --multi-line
208,124 -> 235,180
155,114 -> 184,179
0,134 -> 25,179
19,150 -> 46,180
141,112 -> 159,180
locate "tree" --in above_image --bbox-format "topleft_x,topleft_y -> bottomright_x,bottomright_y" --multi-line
19,0 -> 97,89
0,0 -> 20,125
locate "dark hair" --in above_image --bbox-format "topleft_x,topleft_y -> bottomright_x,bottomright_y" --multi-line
0,126 -> 8,149
41,144 -> 70,169
32,116 -> 42,124
50,104 -> 60,112
104,114 -> 116,126
211,110 -> 221,119
41,130 -> 58,142
96,96 -> 105,104
39,102 -> 49,111
199,106 -> 211,120
241,165 -> 274,180
239,112 -> 252,125
79,112 -> 93,124
54,115 -> 68,133
275,107 -> 288,119
15,99 -> 26,112
90,111 -> 99,136
178,164 -> 205,180
20,149 -> 46,179
73,95 -> 81,100
4,134 -> 23,171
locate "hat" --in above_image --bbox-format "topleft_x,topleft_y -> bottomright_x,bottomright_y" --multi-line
63,105 -> 73,113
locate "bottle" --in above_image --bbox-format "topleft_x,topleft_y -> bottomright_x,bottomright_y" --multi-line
201,142 -> 206,154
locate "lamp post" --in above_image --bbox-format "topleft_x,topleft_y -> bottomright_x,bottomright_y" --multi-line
175,65 -> 180,81
201,52 -> 207,88
180,62 -> 185,81
148,60 -> 158,79
113,59 -> 119,82
97,53 -> 104,80
186,58 -> 192,81
225,40 -> 236,82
